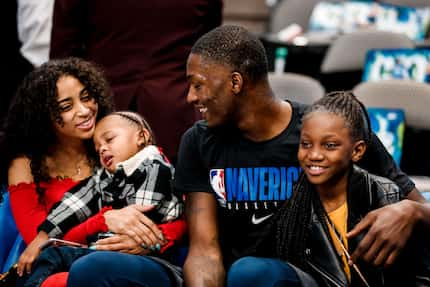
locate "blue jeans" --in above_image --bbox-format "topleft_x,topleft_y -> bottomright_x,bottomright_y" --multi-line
227,257 -> 301,287
24,246 -> 93,287
67,251 -> 180,287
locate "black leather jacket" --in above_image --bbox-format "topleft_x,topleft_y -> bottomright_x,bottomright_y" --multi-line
300,166 -> 430,287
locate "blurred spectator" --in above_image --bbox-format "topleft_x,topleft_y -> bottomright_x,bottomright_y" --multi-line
50,0 -> 223,162
18,0 -> 54,67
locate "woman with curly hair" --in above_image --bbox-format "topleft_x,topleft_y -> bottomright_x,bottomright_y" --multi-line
0,58 -> 174,286
3,58 -> 114,248
0,58 -> 114,281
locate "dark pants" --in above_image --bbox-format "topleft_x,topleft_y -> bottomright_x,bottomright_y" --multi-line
227,257 -> 302,287
24,246 -> 93,287
67,251 -> 180,287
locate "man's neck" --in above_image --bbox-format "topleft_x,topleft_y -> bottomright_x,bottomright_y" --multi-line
237,95 -> 292,142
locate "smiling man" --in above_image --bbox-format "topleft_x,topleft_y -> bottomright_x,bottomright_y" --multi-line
173,25 -> 430,287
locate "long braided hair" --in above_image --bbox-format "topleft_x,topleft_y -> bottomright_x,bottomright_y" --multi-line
275,91 -> 372,269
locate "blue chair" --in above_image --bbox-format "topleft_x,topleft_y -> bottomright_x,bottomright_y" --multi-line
422,192 -> 430,202
0,185 -> 26,273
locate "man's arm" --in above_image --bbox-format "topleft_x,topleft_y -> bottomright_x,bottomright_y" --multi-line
348,130 -> 430,267
184,192 -> 225,287
348,188 -> 430,267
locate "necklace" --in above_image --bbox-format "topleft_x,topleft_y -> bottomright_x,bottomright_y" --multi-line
55,164 -> 82,180
49,154 -> 88,180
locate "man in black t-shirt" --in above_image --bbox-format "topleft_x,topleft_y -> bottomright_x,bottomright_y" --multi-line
174,25 -> 430,287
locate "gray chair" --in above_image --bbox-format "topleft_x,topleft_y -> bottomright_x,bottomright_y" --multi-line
321,30 -> 415,73
268,72 -> 325,104
269,0 -> 343,33
353,80 -> 430,193
354,80 -> 430,129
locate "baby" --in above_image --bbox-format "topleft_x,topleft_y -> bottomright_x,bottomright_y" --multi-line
23,111 -> 184,287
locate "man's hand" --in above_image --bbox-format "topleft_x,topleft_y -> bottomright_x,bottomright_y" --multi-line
103,204 -> 164,246
347,200 -> 418,267
17,232 -> 48,276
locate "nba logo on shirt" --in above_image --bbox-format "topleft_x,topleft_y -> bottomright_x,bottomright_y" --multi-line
210,169 -> 227,207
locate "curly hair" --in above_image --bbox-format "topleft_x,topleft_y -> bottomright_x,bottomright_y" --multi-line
0,57 -> 114,196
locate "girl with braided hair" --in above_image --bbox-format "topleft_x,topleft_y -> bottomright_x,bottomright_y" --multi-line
275,91 -> 429,286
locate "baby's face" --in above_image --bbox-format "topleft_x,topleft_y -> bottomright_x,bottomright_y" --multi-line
93,115 -> 144,173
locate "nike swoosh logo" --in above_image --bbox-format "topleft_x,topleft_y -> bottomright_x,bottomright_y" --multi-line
251,213 -> 273,225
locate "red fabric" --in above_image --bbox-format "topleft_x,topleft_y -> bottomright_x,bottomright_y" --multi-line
158,217 -> 187,253
40,272 -> 68,287
63,207 -> 110,243
9,179 -> 108,244
9,178 -> 184,251
9,179 -> 78,244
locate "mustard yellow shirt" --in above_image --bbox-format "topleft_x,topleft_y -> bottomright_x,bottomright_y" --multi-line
327,202 -> 351,282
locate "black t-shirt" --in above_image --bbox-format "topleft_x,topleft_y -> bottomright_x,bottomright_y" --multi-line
174,101 -> 415,267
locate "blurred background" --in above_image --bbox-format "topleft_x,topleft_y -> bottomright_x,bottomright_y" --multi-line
3,0 -> 430,195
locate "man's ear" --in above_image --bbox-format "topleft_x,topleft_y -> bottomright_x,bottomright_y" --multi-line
231,72 -> 243,95
351,140 -> 367,162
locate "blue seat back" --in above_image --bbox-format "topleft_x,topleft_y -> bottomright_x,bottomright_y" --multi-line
0,185 -> 26,273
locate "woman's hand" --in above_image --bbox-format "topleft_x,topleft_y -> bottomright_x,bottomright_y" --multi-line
94,234 -> 166,255
17,232 -> 48,276
103,204 -> 165,247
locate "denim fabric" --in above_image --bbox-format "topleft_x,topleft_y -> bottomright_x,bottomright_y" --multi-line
67,251 -> 177,287
227,257 -> 301,287
24,247 -> 93,287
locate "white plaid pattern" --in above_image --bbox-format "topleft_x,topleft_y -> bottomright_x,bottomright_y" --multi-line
39,146 -> 183,238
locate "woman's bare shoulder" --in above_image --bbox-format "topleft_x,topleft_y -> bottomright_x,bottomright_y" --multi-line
8,156 -> 34,184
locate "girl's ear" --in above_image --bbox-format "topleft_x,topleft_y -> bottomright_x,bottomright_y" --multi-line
231,72 -> 243,95
351,140 -> 367,163
137,129 -> 150,147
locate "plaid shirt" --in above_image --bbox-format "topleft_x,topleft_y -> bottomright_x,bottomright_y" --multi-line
38,145 -> 183,238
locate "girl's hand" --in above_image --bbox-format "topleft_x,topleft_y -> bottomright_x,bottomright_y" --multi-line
17,232 -> 48,276
103,204 -> 165,246
93,234 -> 166,255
